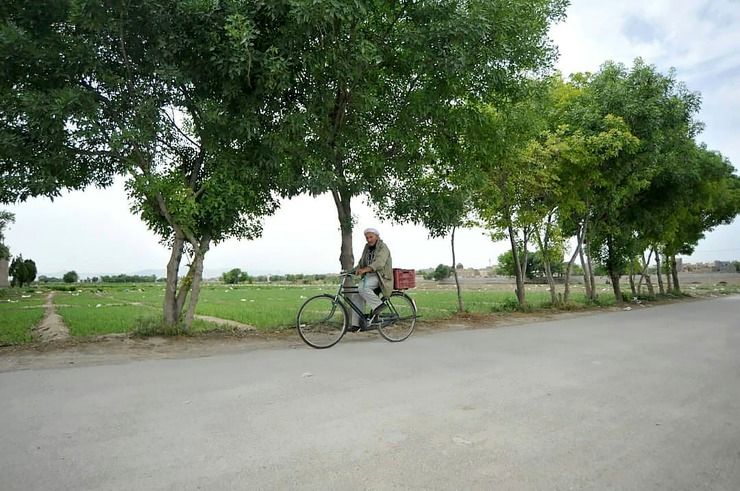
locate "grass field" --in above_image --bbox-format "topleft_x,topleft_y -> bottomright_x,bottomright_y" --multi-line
1,273 -> 738,344
0,289 -> 47,344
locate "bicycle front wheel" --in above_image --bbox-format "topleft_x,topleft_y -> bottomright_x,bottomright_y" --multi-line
377,291 -> 417,342
296,294 -> 348,349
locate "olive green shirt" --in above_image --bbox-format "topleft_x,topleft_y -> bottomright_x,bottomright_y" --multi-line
356,238 -> 393,298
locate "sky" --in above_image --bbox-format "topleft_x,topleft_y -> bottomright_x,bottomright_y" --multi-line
4,0 -> 740,278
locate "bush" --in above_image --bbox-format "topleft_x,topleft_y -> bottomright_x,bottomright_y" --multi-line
100,274 -> 156,283
50,285 -> 77,292
432,264 -> 452,281
491,297 -> 526,312
131,316 -> 187,337
63,271 -> 79,283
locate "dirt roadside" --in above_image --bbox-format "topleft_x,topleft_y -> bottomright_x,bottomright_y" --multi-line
3,294 -> 725,373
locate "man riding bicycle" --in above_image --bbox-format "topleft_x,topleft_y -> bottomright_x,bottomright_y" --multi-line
352,227 -> 393,330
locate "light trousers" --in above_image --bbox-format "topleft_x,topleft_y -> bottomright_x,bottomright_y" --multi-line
351,273 -> 383,327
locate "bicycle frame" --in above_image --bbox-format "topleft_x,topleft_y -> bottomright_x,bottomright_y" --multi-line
331,272 -> 410,325
331,273 -> 374,322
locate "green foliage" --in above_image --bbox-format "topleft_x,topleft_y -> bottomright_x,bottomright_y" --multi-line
49,285 -> 77,292
9,255 -> 36,287
496,249 -> 564,279
62,271 -> 78,284
1,1 -> 313,329
431,264 -> 453,281
278,0 -> 568,269
130,317 -> 186,338
99,274 -> 156,283
222,268 -> 251,285
572,61 -> 702,287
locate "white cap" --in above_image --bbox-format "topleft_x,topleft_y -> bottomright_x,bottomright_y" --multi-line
363,227 -> 380,236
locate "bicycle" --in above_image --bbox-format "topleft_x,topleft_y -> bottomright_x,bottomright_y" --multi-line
296,271 -> 418,349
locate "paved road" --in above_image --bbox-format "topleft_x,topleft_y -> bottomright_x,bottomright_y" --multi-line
1,296 -> 739,490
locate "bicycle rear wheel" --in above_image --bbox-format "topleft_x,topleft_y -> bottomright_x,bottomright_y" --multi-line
296,294 -> 348,349
377,291 -> 417,342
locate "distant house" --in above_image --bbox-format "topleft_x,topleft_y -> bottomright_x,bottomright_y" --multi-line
714,261 -> 734,273
0,259 -> 8,288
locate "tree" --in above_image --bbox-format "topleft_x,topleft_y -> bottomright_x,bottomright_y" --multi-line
380,173 -> 477,312
527,75 -> 642,303
2,2 -> 306,330
565,60 -> 701,303
472,97 -> 547,307
0,210 -> 14,259
23,258 -> 36,285
9,255 -> 36,287
432,264 -> 452,281
9,255 -> 25,287
222,268 -> 251,285
63,271 -> 78,284
643,143 -> 740,292
281,0 -> 568,273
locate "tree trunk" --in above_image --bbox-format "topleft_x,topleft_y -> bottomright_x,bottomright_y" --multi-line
520,226 -> 530,281
609,269 -> 623,303
163,234 -> 185,325
579,220 -> 595,301
670,255 -> 681,293
587,251 -> 597,301
535,220 -> 557,305
607,238 -> 623,304
628,262 -> 637,298
332,189 -> 355,272
654,248 -> 665,294
665,256 -> 673,292
451,227 -> 464,313
578,243 -> 590,300
563,223 -> 583,304
544,259 -> 557,305
183,237 -> 210,331
508,221 -> 526,307
637,250 -> 654,297
644,272 -> 654,296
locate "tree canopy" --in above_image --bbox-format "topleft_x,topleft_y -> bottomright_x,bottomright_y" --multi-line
9,255 -> 36,287
2,1 -> 307,326
279,0 -> 569,270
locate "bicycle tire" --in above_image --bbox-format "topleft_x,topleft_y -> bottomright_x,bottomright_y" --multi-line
296,294 -> 348,349
377,291 -> 417,342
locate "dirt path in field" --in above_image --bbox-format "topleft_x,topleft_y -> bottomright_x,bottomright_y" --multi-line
34,292 -> 70,342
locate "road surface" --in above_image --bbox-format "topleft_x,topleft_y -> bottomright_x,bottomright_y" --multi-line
1,296 -> 739,490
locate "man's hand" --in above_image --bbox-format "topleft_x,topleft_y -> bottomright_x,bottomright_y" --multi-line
356,267 -> 372,275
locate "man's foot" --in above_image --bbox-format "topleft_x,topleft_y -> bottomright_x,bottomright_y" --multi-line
367,304 -> 387,324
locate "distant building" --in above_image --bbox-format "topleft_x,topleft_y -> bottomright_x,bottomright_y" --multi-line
714,261 -> 734,273
457,268 -> 482,278
0,259 -> 8,288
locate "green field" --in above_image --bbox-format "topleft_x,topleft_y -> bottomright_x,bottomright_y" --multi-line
1,275 -> 738,344
0,289 -> 47,344
49,283 -> 607,336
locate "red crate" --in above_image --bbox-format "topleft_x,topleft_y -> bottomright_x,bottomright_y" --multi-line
393,268 -> 416,290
